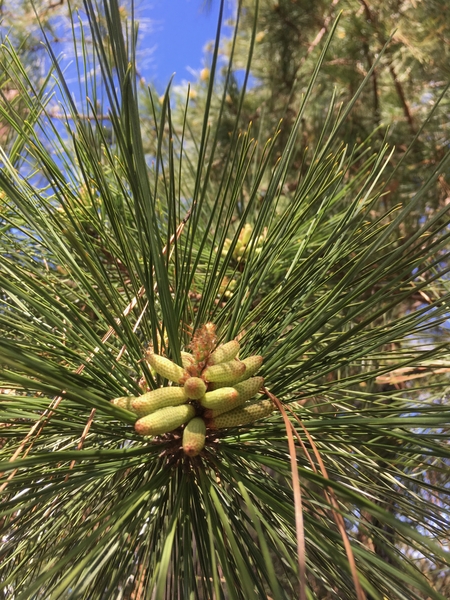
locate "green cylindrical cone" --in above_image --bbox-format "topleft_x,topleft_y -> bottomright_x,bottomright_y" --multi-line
134,404 -> 195,436
208,340 -> 240,365
240,223 -> 253,245
204,377 -> 264,418
232,355 -> 263,383
184,377 -> 207,399
182,417 -> 206,457
207,399 -> 274,429
111,396 -> 136,413
147,353 -> 186,383
181,351 -> 195,368
131,387 -> 187,417
200,387 -> 239,410
234,376 -> 264,402
202,359 -> 246,384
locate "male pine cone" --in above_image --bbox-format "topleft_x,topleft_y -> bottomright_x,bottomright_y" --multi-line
203,359 -> 246,384
204,376 -> 264,418
207,400 -> 274,429
182,417 -> 206,457
135,405 -> 195,436
207,340 -> 240,365
147,352 -> 185,383
131,387 -> 187,417
114,331 -> 272,444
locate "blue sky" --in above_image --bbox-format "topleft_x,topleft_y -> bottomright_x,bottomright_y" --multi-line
137,0 -> 235,92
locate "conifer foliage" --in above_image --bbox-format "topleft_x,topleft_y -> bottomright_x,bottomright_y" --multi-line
0,1 -> 449,598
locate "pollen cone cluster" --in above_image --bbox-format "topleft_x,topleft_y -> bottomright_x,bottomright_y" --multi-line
110,323 -> 273,457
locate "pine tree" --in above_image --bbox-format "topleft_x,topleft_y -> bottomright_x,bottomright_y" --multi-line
0,1 -> 449,598
179,0 -> 450,232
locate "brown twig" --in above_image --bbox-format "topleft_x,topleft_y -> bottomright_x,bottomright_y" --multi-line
300,0 -> 341,68
47,108 -> 112,122
388,63 -> 416,134
286,407 -> 366,600
264,388 -> 307,600
358,0 -> 416,134
362,41 -> 380,127
376,365 -> 450,385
